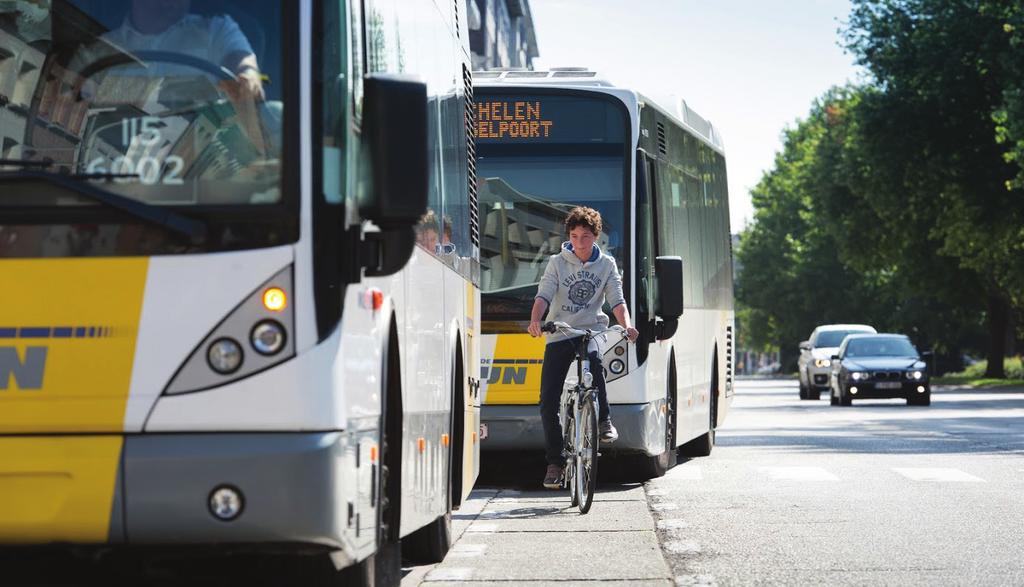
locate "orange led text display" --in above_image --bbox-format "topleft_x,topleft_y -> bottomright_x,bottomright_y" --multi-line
476,100 -> 554,139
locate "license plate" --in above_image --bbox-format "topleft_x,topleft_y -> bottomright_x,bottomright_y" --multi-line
876,382 -> 902,389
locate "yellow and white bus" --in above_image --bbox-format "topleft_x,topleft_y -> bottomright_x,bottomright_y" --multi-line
0,0 -> 478,583
474,70 -> 734,479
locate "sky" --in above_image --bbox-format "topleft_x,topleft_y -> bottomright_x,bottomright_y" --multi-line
529,0 -> 863,232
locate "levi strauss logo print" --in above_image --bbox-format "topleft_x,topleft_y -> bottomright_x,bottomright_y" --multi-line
562,270 -> 601,313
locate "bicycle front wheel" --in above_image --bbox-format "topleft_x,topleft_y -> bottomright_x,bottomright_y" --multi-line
565,410 -> 579,507
576,392 -> 599,514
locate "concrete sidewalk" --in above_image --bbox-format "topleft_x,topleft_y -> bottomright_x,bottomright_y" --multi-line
403,485 -> 673,586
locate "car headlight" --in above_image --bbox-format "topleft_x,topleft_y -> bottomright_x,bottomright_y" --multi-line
850,371 -> 868,381
814,358 -> 831,368
906,370 -> 924,380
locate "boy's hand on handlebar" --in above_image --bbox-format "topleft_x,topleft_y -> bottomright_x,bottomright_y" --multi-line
528,320 -> 543,338
625,326 -> 639,342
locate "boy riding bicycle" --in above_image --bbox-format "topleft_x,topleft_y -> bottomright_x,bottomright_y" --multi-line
527,207 -> 639,489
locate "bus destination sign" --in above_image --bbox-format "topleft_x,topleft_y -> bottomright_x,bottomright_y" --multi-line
474,94 -> 626,144
476,100 -> 553,139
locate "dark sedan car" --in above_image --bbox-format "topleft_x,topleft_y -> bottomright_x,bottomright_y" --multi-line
828,334 -> 931,406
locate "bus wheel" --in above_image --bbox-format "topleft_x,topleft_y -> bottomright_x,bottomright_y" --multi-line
373,329 -> 404,585
680,354 -> 718,458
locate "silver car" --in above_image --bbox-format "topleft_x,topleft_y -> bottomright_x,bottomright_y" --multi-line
797,324 -> 877,400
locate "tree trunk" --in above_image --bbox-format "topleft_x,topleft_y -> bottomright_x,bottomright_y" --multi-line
984,292 -> 1007,378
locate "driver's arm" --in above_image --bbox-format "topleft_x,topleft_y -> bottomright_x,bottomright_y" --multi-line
223,50 -> 264,100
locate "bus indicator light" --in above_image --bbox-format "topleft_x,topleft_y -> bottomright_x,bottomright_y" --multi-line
262,287 -> 287,312
417,438 -> 427,453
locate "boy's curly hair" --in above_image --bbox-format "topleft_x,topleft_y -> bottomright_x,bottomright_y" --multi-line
563,206 -> 602,236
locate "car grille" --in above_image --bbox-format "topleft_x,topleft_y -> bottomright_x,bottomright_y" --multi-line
873,371 -> 902,380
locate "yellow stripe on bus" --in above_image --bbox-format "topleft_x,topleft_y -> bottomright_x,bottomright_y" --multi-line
0,258 -> 148,432
483,333 -> 545,405
0,436 -> 122,543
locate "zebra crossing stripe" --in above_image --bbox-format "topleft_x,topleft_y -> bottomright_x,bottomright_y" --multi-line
892,467 -> 985,482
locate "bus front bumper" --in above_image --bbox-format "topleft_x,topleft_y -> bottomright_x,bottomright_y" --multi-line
481,402 -> 665,456
121,432 -> 354,548
0,433 -> 359,551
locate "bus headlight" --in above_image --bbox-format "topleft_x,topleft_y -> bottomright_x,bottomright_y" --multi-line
609,359 -> 625,375
251,320 -> 286,355
164,266 -> 295,395
207,338 -> 243,374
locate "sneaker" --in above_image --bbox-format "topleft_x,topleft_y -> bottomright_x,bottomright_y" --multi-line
599,419 -> 619,444
542,464 -> 564,489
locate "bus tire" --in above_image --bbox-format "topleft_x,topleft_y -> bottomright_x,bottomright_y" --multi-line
680,352 -> 718,458
403,344 -> 461,564
378,327 -> 405,585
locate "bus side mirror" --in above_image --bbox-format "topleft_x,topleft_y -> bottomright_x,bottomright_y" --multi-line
359,74 -> 429,277
653,256 -> 683,340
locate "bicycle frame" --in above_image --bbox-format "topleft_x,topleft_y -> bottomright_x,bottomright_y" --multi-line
544,322 -> 625,514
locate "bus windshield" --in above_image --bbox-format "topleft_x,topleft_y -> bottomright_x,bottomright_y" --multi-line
475,93 -> 629,322
0,0 -> 287,208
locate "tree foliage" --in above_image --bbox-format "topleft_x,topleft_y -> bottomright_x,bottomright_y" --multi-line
737,1 -> 1022,376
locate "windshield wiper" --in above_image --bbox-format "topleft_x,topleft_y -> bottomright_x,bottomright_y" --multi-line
0,170 -> 206,241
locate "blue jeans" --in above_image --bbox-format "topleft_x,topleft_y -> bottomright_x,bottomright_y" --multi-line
539,337 -> 609,466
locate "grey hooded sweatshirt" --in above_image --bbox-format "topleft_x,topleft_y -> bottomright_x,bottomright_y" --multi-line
535,242 -> 626,344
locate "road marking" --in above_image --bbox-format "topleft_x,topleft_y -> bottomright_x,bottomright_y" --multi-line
448,543 -> 488,557
664,539 -> 702,554
892,467 -> 985,482
657,518 -> 690,531
426,567 -> 475,581
651,502 -> 679,511
759,466 -> 839,481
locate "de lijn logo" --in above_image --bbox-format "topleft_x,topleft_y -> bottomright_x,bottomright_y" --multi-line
0,326 -> 113,391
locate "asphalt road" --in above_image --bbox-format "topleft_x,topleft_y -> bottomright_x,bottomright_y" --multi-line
649,378 -> 1024,586
408,378 -> 1024,586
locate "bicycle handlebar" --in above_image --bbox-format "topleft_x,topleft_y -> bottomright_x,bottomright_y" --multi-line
540,321 -> 627,338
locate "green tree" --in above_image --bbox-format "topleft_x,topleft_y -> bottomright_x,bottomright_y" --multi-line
737,91 -> 891,370
844,0 -> 1023,377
